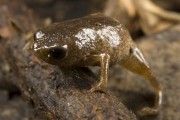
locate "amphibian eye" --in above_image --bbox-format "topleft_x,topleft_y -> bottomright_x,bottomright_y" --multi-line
48,47 -> 67,60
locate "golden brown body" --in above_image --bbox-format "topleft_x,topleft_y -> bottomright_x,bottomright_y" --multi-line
33,14 -> 162,116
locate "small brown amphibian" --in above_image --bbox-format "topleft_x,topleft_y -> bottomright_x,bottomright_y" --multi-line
33,14 -> 162,116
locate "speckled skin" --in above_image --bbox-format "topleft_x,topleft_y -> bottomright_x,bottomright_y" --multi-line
33,14 -> 134,67
33,14 -> 162,116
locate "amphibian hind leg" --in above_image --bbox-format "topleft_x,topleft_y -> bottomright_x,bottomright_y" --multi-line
90,53 -> 110,93
120,47 -> 162,116
139,74 -> 162,116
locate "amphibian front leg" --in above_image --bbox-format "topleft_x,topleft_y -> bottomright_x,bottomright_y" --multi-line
90,53 -> 110,93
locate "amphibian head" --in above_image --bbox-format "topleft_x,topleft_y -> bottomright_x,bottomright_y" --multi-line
33,29 -> 69,66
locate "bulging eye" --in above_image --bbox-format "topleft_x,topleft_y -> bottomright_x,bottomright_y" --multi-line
48,46 -> 68,60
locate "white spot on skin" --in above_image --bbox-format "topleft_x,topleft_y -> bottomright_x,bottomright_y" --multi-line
75,28 -> 96,49
35,31 -> 45,39
74,26 -> 121,49
33,42 -> 41,52
44,45 -> 49,49
33,47 -> 41,52
62,45 -> 68,49
97,26 -> 120,47
33,43 -> 38,49
33,44 -> 59,52
133,48 -> 149,68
